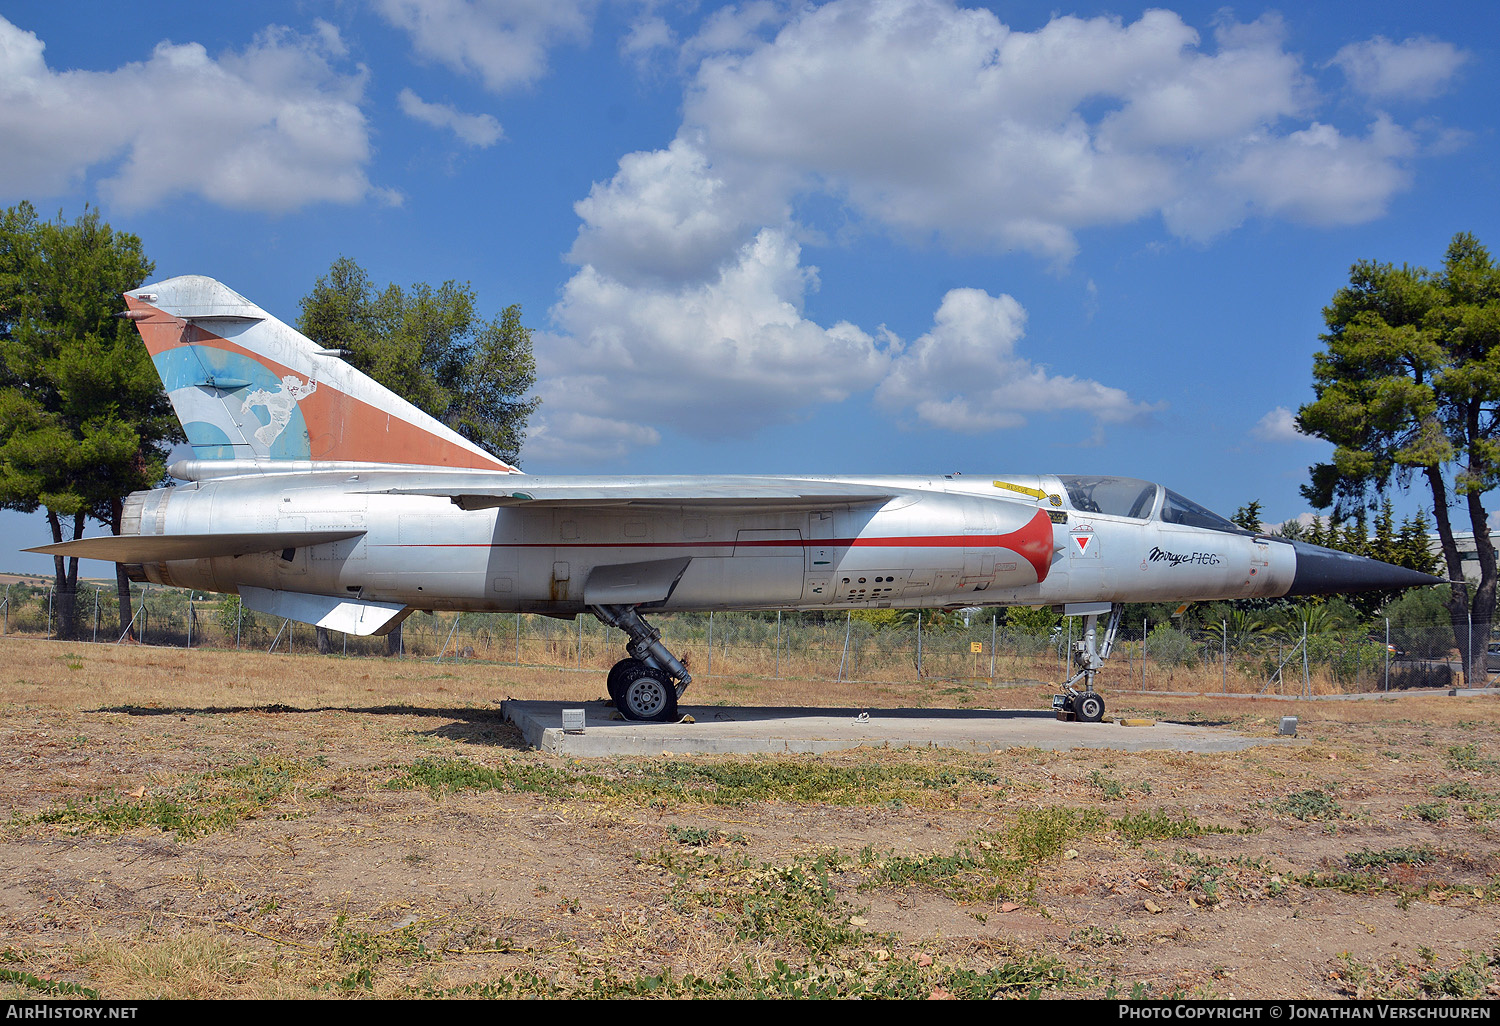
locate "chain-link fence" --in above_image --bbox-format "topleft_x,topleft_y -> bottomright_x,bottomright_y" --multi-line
0,579 -> 1490,694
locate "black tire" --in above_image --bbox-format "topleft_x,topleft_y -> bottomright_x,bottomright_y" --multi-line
1075,692 -> 1105,723
617,665 -> 678,722
607,657 -> 643,704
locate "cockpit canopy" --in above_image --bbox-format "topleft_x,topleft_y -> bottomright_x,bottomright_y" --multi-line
1055,475 -> 1243,533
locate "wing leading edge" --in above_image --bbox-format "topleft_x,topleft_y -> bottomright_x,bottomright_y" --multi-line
24,530 -> 367,563
373,479 -> 901,512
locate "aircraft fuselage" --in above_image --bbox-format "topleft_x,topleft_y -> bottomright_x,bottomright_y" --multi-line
125,469 -> 1293,617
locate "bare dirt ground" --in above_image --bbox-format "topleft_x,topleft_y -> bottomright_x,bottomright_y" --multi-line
1,635 -> 1497,1000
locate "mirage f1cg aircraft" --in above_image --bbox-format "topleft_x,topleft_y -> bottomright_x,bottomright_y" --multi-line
30,276 -> 1440,722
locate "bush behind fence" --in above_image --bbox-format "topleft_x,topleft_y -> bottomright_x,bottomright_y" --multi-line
0,580 -> 1484,694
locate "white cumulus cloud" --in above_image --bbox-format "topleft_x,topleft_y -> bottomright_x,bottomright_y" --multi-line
876,288 -> 1160,432
530,0 -> 1457,460
1252,406 -> 1316,443
397,88 -> 503,147
0,17 -> 388,212
375,0 -> 595,93
530,230 -> 1159,461
530,228 -> 890,453
568,136 -> 790,287
1332,35 -> 1469,102
671,0 -> 1442,259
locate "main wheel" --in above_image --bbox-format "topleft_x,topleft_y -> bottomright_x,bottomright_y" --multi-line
607,657 -> 644,704
1075,692 -> 1105,723
617,665 -> 678,722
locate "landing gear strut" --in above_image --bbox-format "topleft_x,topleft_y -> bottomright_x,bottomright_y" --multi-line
1052,603 -> 1121,724
591,604 -> 693,722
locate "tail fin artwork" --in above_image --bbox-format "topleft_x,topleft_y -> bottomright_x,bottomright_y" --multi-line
124,275 -> 520,474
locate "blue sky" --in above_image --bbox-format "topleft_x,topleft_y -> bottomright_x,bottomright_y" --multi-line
2,0 -> 1496,575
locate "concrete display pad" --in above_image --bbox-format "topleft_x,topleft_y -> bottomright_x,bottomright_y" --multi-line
502,700 -> 1285,757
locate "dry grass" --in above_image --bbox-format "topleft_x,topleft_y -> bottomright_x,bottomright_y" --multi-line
2,635 -> 1498,1000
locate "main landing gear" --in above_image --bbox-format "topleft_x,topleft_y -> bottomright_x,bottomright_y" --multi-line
591,604 -> 693,722
1052,603 -> 1121,724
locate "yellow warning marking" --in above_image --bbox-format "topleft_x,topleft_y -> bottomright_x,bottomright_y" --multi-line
993,480 -> 1047,501
1120,719 -> 1157,727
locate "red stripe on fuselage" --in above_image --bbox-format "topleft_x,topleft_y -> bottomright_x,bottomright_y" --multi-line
370,509 -> 1057,582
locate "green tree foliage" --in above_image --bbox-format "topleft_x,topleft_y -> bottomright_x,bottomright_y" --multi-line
1005,605 -> 1060,637
298,257 -> 540,465
1297,232 -> 1497,674
0,203 -> 177,638
1382,586 -> 1455,658
1230,501 -> 1263,532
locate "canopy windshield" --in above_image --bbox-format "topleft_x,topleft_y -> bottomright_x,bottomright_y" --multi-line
1056,476 -> 1159,520
1159,489 -> 1242,532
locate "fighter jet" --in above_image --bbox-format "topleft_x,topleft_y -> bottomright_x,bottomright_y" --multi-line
28,276 -> 1440,722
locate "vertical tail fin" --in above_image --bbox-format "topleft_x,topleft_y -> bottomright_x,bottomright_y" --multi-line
125,276 -> 519,473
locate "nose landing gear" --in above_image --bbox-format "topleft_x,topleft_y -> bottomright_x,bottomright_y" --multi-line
1052,603 -> 1121,724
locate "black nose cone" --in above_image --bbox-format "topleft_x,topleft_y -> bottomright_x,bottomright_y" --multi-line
1284,540 -> 1445,597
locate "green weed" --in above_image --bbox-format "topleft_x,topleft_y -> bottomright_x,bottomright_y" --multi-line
1275,789 -> 1341,822
1409,802 -> 1449,823
1069,925 -> 1127,949
1346,845 -> 1440,869
0,967 -> 99,999
418,951 -> 1088,1000
667,824 -> 747,846
1112,809 -> 1234,844
1431,781 -> 1487,800
1336,949 -> 1498,999
30,757 -> 309,840
1088,769 -> 1124,799
860,807 -> 1105,904
326,915 -> 439,993
1447,744 -> 1498,773
388,755 -> 997,808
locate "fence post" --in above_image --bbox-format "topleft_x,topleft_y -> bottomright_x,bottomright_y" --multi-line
1384,618 -> 1390,692
46,586 -> 53,640
707,612 -> 713,677
916,613 -> 923,679
3,583 -> 9,634
1468,609 -> 1474,687
1141,618 -> 1147,690
775,610 -> 782,679
989,615 -> 997,678
515,612 -> 521,664
576,615 -> 582,669
1222,619 -> 1227,694
236,597 -> 242,649
186,596 -> 193,650
838,611 -> 852,682
93,587 -> 100,643
1301,621 -> 1310,696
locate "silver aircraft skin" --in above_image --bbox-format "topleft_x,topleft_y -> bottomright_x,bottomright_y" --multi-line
31,276 -> 1439,721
